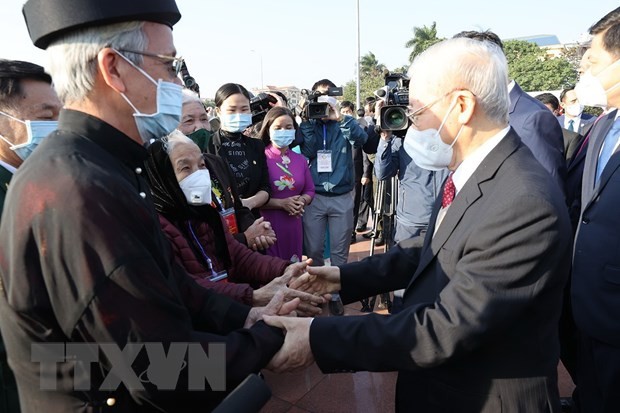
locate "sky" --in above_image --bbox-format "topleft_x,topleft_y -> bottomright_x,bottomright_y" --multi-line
1,0 -> 618,98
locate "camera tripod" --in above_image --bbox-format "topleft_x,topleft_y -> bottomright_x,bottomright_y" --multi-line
360,176 -> 398,313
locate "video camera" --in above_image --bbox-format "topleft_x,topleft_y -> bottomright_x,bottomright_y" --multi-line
180,61 -> 200,95
375,73 -> 409,132
250,93 -> 278,124
297,87 -> 343,120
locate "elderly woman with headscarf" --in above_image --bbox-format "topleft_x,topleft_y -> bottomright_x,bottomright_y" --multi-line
144,130 -> 323,311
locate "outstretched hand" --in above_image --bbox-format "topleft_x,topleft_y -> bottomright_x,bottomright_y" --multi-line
289,265 -> 341,297
263,315 -> 314,372
244,290 -> 300,329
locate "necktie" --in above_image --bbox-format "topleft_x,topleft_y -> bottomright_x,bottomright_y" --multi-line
596,118 -> 620,183
568,119 -> 575,132
441,172 -> 455,208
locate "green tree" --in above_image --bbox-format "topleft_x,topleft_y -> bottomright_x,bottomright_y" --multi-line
503,40 -> 577,91
404,22 -> 444,63
360,52 -> 386,76
342,71 -> 386,108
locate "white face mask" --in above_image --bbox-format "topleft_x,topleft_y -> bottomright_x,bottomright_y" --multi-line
179,169 -> 212,206
564,103 -> 583,117
402,100 -> 462,171
574,59 -> 620,109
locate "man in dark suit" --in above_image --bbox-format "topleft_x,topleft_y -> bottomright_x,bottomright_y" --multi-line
264,37 -> 571,412
571,7 -> 620,412
558,86 -> 597,134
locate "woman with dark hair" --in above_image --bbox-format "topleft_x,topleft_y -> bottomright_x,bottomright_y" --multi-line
144,130 -> 323,311
258,107 -> 315,261
206,83 -> 270,219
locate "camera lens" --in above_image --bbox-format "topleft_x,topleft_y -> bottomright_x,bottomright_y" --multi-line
383,107 -> 408,130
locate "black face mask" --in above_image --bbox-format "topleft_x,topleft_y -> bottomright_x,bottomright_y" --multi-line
187,128 -> 213,152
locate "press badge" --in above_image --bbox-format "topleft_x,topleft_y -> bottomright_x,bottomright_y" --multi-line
317,150 -> 333,173
219,207 -> 239,234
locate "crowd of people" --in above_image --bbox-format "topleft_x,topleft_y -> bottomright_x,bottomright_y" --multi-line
0,0 -> 619,412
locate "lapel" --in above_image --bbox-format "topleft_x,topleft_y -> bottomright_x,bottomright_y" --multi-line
582,110 -> 618,209
405,129 -> 521,292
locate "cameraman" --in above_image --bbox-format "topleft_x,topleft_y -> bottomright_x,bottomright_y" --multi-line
298,79 -> 367,315
374,101 -> 448,243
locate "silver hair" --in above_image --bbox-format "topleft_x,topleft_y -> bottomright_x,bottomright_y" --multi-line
408,37 -> 510,125
163,129 -> 199,156
45,21 -> 147,104
182,88 -> 202,106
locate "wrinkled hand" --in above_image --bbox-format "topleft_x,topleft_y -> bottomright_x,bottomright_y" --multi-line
253,260 -> 324,316
289,265 -> 341,296
244,290 -> 300,329
244,217 -> 276,250
263,316 -> 314,372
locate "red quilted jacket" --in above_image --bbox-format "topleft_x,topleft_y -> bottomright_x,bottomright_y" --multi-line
158,214 -> 289,305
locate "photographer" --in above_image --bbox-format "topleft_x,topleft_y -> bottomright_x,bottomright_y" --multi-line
298,79 -> 367,315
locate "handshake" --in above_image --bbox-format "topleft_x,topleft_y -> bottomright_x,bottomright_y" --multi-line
244,260 -> 343,373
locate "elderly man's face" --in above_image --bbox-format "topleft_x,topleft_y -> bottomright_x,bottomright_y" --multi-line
0,78 -> 61,166
170,141 -> 206,182
179,101 -> 210,134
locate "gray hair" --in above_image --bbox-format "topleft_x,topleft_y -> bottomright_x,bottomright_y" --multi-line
162,129 -> 199,156
408,37 -> 510,125
182,88 -> 202,106
45,21 -> 147,104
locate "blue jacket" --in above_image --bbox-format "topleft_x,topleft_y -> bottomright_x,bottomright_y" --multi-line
300,115 -> 367,195
375,136 -> 447,230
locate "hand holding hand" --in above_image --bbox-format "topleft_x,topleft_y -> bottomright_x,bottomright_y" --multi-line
289,265 -> 341,296
244,290 -> 300,329
263,315 -> 314,372
244,217 -> 277,250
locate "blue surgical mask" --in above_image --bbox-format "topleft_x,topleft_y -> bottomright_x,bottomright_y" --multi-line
0,110 -> 57,161
219,113 -> 252,133
270,129 -> 296,148
114,49 -> 183,144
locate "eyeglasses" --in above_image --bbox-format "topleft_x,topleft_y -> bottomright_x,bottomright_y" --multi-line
405,89 -> 475,127
116,48 -> 185,76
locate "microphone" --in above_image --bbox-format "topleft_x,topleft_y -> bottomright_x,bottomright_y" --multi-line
212,374 -> 271,413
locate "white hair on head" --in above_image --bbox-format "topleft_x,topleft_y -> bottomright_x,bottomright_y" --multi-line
45,21 -> 147,105
162,129 -> 199,156
408,37 -> 510,125
182,88 -> 202,106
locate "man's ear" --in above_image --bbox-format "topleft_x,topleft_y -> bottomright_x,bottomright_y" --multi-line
456,91 -> 475,125
97,48 -> 127,94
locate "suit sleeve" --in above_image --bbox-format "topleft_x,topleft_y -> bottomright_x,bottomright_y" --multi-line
311,194 -> 569,373
374,137 -> 400,180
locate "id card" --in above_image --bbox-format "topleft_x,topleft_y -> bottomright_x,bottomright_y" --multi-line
317,150 -> 333,173
210,270 -> 228,282
220,207 -> 239,234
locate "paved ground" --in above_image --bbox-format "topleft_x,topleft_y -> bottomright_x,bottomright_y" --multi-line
259,231 -> 575,412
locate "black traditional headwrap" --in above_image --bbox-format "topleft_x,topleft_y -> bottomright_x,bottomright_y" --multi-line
145,139 -> 231,269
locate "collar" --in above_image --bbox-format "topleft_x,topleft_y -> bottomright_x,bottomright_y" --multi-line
508,80 -> 516,93
452,125 -> 510,193
58,109 -> 148,167
266,143 -> 288,158
0,159 -> 17,174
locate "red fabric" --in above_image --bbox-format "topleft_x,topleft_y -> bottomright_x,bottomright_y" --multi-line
158,214 -> 289,305
441,172 -> 456,208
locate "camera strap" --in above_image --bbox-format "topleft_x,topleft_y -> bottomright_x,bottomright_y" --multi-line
322,124 -> 327,149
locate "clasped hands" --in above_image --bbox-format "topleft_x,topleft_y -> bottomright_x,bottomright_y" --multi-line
262,265 -> 342,373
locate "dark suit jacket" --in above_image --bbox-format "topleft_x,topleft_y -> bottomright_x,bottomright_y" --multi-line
572,109 -> 620,346
310,128 -> 571,413
509,82 -> 567,194
557,113 -> 596,135
0,164 -> 12,220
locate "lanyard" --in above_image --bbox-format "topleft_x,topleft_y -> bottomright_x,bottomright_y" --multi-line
322,124 -> 327,150
187,222 -> 217,277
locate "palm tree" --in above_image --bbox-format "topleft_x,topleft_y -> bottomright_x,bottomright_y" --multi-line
360,52 -> 386,76
404,22 -> 443,63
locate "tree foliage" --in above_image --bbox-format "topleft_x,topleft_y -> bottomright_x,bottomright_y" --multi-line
404,22 -> 444,63
503,40 -> 577,91
360,52 -> 386,77
343,70 -> 385,107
